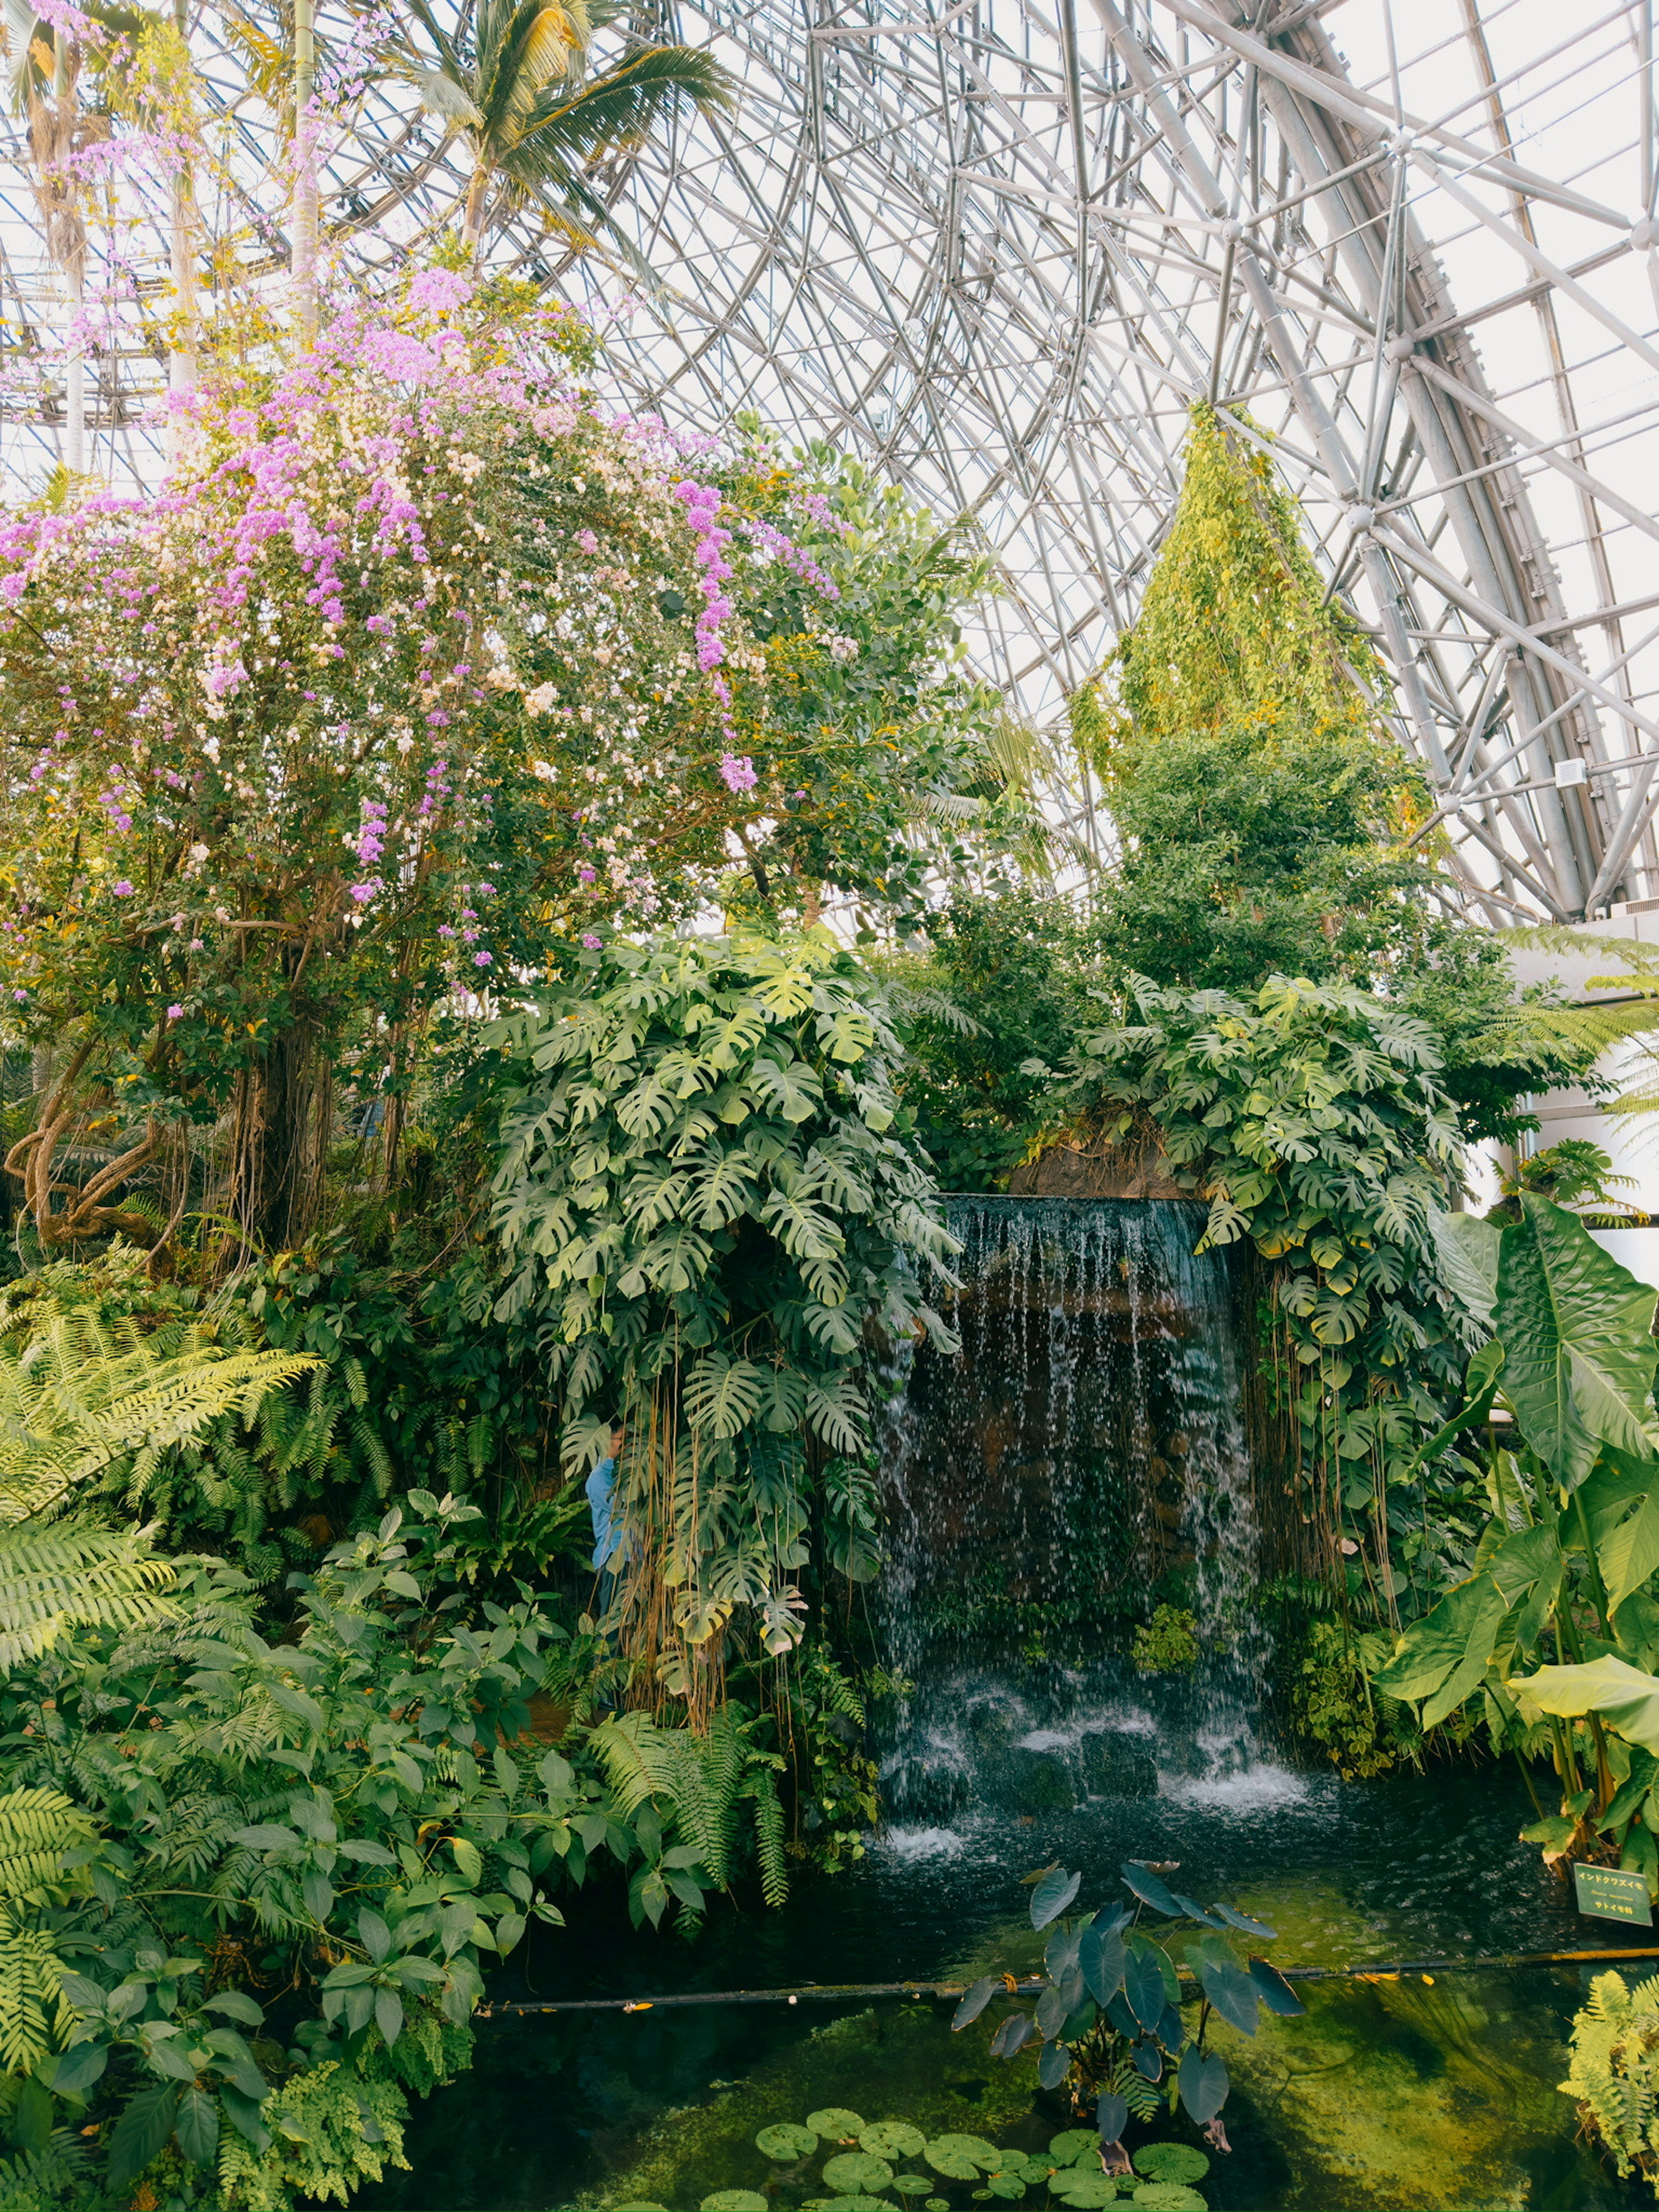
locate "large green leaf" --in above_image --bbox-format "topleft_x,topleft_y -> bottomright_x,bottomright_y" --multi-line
1508,1654 -> 1659,1755
1371,1573 -> 1508,1720
1492,1196 -> 1659,1486
1432,1210 -> 1503,1328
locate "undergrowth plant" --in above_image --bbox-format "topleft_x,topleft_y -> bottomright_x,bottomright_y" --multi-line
1562,1970 -> 1659,2197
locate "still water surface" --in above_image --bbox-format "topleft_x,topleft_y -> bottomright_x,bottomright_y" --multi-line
358,1762 -> 1649,2211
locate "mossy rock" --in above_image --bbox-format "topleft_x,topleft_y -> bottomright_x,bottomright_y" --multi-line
925,2132 -> 1000,2179
824,2150 -> 896,2193
700,2195 -> 770,2211
809,2106 -> 868,2141
861,2120 -> 927,2160
757,2121 -> 820,2162
1131,2145 -> 1209,2187
1131,2188 -> 1206,2210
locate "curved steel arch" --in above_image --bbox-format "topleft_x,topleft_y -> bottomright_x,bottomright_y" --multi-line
2,0 -> 1658,921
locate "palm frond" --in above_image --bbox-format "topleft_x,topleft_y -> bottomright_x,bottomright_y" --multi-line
514,43 -> 733,165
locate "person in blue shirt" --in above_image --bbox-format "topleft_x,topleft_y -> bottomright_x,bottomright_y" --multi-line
585,1421 -> 627,1610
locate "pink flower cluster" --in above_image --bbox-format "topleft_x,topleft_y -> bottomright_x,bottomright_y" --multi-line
673,479 -> 734,676
350,796 -> 388,903
720,754 -> 758,793
742,516 -> 840,600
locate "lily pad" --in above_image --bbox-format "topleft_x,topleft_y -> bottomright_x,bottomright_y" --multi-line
1050,2177 -> 1123,2208
820,2199 -> 895,2212
985,2180 -> 1027,2202
701,2196 -> 769,2211
926,2203 -> 950,2212
809,2106 -> 868,2142
758,2122 -> 820,2162
823,2151 -> 896,2193
1131,2189 -> 1207,2210
894,2180 -> 934,2199
862,2120 -> 928,2160
925,2132 -> 1001,2180
1049,2130 -> 1099,2164
1132,2146 -> 1209,2186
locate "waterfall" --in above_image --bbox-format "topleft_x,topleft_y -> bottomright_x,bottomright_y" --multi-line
877,1196 -> 1285,1833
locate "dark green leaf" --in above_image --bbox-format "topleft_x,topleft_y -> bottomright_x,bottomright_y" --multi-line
1038,2039 -> 1071,2090
1193,1942 -> 1259,2036
1030,1866 -> 1081,1929
1247,1956 -> 1306,2017
989,2010 -> 1033,2058
1096,2090 -> 1128,2144
1176,2045 -> 1228,2126
175,2087 -> 219,2168
107,2082 -> 179,2190
1121,1861 -> 1182,1916
953,1975 -> 1000,2031
221,2086 -> 271,2154
1078,1923 -> 1125,2006
49,2041 -> 108,2097
1123,1946 -> 1165,2031
1209,1902 -> 1277,1941
202,1991 -> 263,2027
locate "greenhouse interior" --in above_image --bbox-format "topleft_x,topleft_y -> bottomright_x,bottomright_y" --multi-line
17,0 -> 1659,2207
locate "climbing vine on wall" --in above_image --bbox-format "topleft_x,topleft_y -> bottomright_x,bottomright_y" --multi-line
1029,974 -> 1472,1613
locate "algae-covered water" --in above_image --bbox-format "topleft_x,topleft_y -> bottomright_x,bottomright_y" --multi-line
356,1764 -> 1648,2211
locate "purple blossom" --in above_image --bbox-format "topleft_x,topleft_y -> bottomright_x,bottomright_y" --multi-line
12,989 -> 27,1002
578,866 -> 597,885
720,753 -> 758,793
112,880 -> 134,896
408,268 -> 473,313
581,934 -> 602,949
166,1003 -> 184,1019
473,950 -> 492,966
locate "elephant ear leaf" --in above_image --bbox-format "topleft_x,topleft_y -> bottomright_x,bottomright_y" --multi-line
1433,1210 -> 1503,1328
1371,1573 -> 1508,1725
1508,1654 -> 1659,1757
1494,1197 -> 1659,1487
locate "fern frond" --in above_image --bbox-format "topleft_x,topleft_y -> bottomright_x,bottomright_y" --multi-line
0,1789 -> 95,1904
0,1522 -> 174,1667
0,1304 -> 317,1522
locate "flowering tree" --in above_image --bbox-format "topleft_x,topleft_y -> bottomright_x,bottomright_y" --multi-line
0,273 -> 1015,1254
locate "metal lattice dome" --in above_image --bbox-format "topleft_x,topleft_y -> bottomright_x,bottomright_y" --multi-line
3,0 -> 1658,923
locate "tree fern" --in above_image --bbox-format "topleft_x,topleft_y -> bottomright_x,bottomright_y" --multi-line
589,1707 -> 788,1902
1562,1970 -> 1659,2190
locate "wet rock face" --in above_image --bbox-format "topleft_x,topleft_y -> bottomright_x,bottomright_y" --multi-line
988,1746 -> 1077,1814
1078,1729 -> 1158,1799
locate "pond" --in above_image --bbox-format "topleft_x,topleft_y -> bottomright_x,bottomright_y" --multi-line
357,1760 -> 1650,2211
358,1198 -> 1651,2211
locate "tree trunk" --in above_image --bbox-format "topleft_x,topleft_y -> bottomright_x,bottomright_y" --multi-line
292,0 -> 317,344
230,1023 -> 333,1253
463,162 -> 490,267
50,31 -> 85,477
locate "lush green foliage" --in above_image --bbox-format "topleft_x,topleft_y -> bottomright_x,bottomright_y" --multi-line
1374,1198 -> 1659,1876
0,1492 -> 794,2206
1561,1971 -> 1659,2197
487,928 -> 957,1695
953,1862 -> 1302,2169
1130,1606 -> 1199,1676
0,282 -> 1022,1253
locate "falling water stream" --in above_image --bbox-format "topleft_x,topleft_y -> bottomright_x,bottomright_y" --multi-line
878,1198 -> 1288,1836
360,1199 -> 1643,2212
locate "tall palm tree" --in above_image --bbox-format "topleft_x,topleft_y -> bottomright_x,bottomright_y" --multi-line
395,0 -> 733,267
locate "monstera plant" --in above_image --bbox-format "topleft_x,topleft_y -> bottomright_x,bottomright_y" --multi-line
1376,1195 -> 1659,1878
952,1862 -> 1303,2171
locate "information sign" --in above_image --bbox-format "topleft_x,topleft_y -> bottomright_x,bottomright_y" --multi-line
1572,1862 -> 1654,1926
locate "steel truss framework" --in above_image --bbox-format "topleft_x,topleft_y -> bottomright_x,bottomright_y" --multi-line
2,0 -> 1658,921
